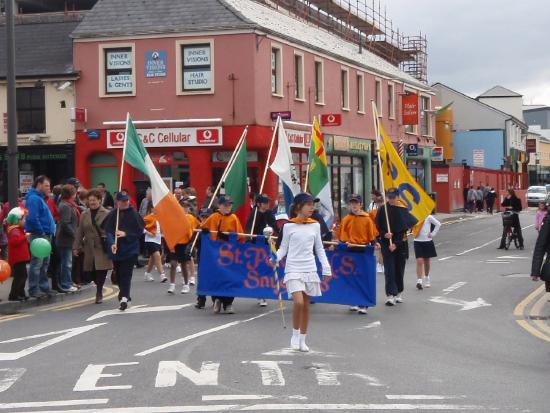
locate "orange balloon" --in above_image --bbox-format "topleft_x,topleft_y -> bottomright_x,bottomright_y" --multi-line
0,260 -> 11,282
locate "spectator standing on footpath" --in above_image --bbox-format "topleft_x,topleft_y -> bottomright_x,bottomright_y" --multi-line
103,191 -> 144,311
97,183 -> 115,209
466,186 -> 476,213
25,175 -> 56,297
56,185 -> 80,292
6,207 -> 30,301
73,189 -> 113,304
486,187 -> 497,214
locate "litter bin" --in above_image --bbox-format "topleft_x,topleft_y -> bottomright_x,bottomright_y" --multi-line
429,192 -> 437,214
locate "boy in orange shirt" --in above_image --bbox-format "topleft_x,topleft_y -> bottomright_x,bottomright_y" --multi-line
199,196 -> 244,314
336,194 -> 378,314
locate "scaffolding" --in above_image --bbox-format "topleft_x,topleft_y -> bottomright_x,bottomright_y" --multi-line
255,0 -> 428,83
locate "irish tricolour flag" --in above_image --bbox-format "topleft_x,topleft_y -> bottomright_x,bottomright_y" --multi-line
122,114 -> 192,250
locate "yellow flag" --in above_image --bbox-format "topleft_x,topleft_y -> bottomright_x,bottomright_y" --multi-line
378,122 -> 435,223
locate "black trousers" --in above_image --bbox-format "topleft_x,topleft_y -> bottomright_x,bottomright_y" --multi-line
114,257 -> 136,301
88,269 -> 108,294
499,215 -> 524,248
381,242 -> 408,297
9,262 -> 28,299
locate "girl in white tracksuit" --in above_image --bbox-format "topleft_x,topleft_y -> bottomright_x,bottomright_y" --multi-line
277,193 -> 331,352
412,214 -> 441,289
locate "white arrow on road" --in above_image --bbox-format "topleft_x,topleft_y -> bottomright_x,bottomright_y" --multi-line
86,304 -> 193,321
429,296 -> 491,311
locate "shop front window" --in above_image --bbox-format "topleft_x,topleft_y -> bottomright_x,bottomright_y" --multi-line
329,155 -> 364,222
407,159 -> 425,189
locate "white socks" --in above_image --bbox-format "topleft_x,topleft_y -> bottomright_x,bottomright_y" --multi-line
290,329 -> 300,350
299,334 -> 309,352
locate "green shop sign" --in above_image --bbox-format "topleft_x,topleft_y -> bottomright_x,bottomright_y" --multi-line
0,153 -> 68,161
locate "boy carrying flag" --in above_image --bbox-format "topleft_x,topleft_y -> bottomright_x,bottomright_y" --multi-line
336,194 -> 378,314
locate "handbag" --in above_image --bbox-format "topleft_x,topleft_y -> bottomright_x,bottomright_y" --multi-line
91,213 -> 110,255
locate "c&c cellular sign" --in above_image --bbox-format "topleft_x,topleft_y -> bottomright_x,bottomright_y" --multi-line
107,127 -> 223,148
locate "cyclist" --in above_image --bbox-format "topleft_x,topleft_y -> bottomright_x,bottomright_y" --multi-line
498,189 -> 524,250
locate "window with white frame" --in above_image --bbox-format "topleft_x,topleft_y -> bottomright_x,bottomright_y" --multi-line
181,43 -> 213,92
420,95 -> 431,136
387,83 -> 395,119
374,78 -> 382,116
271,46 -> 283,96
341,68 -> 349,110
104,47 -> 134,95
294,53 -> 304,100
314,59 -> 324,104
356,72 -> 365,113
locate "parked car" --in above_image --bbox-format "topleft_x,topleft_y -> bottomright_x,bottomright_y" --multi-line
526,186 -> 548,206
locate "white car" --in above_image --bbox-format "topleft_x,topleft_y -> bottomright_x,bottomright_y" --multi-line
526,186 -> 547,206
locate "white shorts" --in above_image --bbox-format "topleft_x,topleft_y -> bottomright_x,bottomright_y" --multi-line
285,279 -> 322,298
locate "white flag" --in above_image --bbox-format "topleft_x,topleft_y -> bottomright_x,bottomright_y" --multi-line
270,119 -> 301,198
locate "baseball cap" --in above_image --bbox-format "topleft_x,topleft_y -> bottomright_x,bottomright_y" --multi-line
387,188 -> 399,198
66,177 -> 80,188
116,192 -> 130,201
293,193 -> 320,205
218,195 -> 233,205
255,194 -> 270,204
348,194 -> 363,203
199,207 -> 213,217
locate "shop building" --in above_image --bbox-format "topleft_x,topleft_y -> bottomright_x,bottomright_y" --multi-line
72,0 -> 435,216
0,13 -> 81,200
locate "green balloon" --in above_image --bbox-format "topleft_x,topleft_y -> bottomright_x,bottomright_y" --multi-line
30,238 -> 52,258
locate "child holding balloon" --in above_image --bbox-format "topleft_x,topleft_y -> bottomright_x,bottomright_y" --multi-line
5,207 -> 30,301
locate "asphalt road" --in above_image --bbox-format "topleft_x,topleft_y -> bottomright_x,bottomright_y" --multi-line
0,210 -> 548,413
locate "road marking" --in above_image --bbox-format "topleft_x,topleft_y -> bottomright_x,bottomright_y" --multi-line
516,320 -> 550,343
442,282 -> 467,295
242,361 -> 292,386
0,399 -> 109,409
355,321 -> 381,330
485,261 -> 511,264
0,313 -> 32,324
202,395 -> 274,401
497,256 -> 529,260
513,284 -> 545,316
87,304 -> 193,321
136,310 -> 278,357
386,395 -> 464,400
455,237 -> 500,256
0,368 -> 26,393
38,287 -> 118,312
262,348 -> 341,358
7,403 -> 487,412
0,323 -> 106,361
429,296 -> 491,311
309,363 -> 341,386
155,361 -> 220,387
438,256 -> 453,261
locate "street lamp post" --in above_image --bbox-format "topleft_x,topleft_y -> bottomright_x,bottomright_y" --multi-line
6,0 -> 19,208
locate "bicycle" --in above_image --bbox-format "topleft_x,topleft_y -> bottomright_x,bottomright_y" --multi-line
501,211 -> 520,250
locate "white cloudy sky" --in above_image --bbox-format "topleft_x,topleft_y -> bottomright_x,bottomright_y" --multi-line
380,0 -> 550,105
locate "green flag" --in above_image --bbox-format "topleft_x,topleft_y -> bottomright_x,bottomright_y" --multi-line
223,139 -> 247,211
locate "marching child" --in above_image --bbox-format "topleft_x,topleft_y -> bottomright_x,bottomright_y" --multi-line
336,194 -> 377,314
412,214 -> 441,289
143,204 -> 167,283
277,193 -> 331,352
200,196 -> 244,313
166,201 -> 200,295
6,207 -> 30,301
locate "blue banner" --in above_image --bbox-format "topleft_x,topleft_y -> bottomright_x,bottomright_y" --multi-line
198,234 -> 376,307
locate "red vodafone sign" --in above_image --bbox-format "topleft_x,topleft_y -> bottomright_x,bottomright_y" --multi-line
107,127 -> 222,148
320,114 -> 341,126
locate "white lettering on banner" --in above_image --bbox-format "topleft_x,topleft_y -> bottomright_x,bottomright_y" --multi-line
107,127 -> 223,148
106,74 -> 133,93
286,129 -> 311,149
183,70 -> 212,90
106,51 -> 132,70
155,361 -> 219,387
183,46 -> 211,67
74,363 -> 138,392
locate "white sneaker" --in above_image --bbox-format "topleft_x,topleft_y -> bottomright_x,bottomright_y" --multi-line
376,263 -> 384,273
385,296 -> 395,306
299,335 -> 309,352
258,299 -> 268,307
160,274 -> 168,283
144,272 -> 154,282
189,277 -> 196,286
181,284 -> 190,294
416,279 -> 423,290
424,276 -> 431,288
290,330 -> 300,350
224,304 -> 235,314
358,307 -> 368,314
395,293 -> 403,303
349,306 -> 359,311
176,265 -> 182,273
164,262 -> 170,268
67,286 -> 78,292
167,284 -> 175,294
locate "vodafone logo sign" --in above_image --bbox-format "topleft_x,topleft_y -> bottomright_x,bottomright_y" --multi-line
107,127 -> 223,148
320,114 -> 342,127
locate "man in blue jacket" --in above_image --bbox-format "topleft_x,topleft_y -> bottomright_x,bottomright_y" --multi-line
25,175 -> 56,297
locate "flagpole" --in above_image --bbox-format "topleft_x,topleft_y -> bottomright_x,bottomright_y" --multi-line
371,101 -> 393,248
248,116 -> 280,236
303,116 -> 315,192
189,125 -> 248,255
114,112 -> 131,253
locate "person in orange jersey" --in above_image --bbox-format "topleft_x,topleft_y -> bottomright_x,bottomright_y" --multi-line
200,196 -> 244,314
336,194 -> 378,315
143,203 -> 167,283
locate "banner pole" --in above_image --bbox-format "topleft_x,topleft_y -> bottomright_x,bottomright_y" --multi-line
189,126 -> 248,255
371,102 -> 393,248
114,112 -> 131,253
248,116 -> 280,236
303,116 -> 314,192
